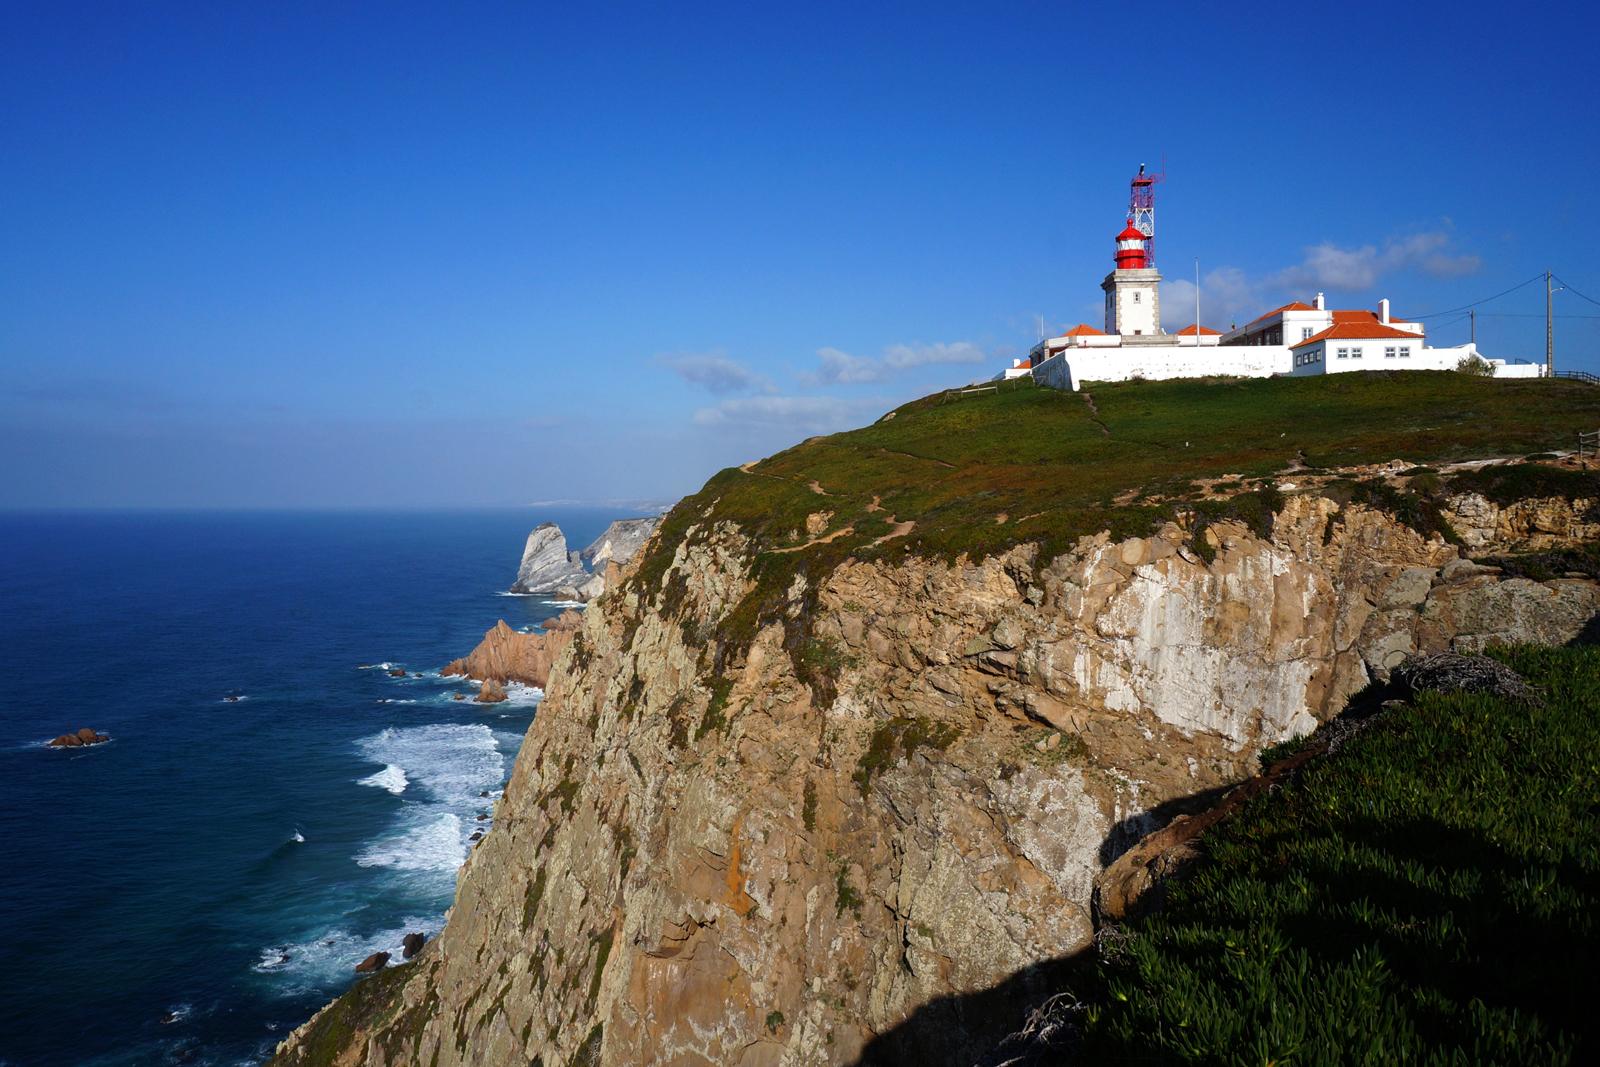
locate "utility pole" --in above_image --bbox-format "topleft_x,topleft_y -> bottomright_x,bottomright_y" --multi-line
1547,270 -> 1554,377
1469,308 -> 1475,346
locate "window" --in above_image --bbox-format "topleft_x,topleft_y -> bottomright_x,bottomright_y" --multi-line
1133,292 -> 1142,303
1349,346 -> 1362,359
1400,346 -> 1411,358
1385,347 -> 1396,359
1302,327 -> 1314,340
1336,347 -> 1349,359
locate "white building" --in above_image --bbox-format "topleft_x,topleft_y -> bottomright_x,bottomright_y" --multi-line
1015,218 -> 1544,390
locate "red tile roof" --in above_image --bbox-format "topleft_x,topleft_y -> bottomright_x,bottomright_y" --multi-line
1290,321 -> 1425,349
1175,324 -> 1221,335
1243,301 -> 1313,327
1062,323 -> 1107,336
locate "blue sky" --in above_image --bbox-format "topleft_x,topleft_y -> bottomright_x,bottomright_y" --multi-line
3,1 -> 1597,508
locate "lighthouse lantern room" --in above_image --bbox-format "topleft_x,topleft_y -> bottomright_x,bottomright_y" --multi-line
1102,220 -> 1162,338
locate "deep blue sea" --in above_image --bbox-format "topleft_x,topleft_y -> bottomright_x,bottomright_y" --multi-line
0,509 -> 626,1067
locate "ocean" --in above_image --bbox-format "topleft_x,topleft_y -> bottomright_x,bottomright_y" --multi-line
0,508 -> 628,1066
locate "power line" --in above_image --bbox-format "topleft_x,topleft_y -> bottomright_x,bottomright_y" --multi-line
1412,274 -> 1545,319
1471,312 -> 1600,320
1552,274 -> 1600,309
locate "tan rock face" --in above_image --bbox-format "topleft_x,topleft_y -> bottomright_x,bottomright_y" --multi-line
1443,491 -> 1600,550
441,611 -> 584,690
272,499 -> 1599,1067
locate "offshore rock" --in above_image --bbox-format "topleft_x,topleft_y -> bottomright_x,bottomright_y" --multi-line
271,495 -> 1600,1067
475,680 -> 508,704
353,952 -> 389,974
509,523 -> 589,595
50,729 -> 109,748
441,613 -> 582,691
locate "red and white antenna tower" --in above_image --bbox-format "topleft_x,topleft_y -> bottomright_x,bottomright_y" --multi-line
1127,162 -> 1164,268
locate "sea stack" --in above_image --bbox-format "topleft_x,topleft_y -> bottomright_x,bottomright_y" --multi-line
509,524 -> 589,596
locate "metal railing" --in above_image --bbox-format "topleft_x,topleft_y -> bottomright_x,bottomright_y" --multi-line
1557,370 -> 1600,385
1579,429 -> 1600,468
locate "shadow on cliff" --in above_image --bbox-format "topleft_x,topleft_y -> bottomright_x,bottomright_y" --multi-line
848,947 -> 1097,1067
854,682 -> 1407,1067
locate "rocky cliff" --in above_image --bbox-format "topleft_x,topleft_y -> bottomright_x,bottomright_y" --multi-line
271,378 -> 1600,1067
273,500 -> 1596,1067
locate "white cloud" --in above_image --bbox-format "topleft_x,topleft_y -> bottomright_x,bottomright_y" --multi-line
1160,229 -> 1481,331
882,341 -> 989,369
813,346 -> 888,384
808,340 -> 991,384
1276,230 -> 1481,291
658,352 -> 772,394
1162,266 -> 1260,331
692,394 -> 878,434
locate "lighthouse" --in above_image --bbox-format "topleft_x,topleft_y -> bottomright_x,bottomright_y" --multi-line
1102,221 -> 1162,338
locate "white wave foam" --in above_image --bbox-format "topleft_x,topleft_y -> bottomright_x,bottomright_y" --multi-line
291,829 -> 305,843
375,698 -> 418,705
219,694 -> 249,703
349,723 -> 505,880
547,599 -> 587,608
354,724 -> 502,805
358,764 -> 409,795
252,915 -> 441,996
356,812 -> 465,871
357,662 -> 398,671
496,682 -> 544,708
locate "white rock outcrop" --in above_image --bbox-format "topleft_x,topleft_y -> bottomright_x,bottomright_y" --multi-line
509,523 -> 589,595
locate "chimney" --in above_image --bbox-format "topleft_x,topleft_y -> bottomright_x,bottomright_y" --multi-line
1314,292 -> 1325,310
1379,298 -> 1391,324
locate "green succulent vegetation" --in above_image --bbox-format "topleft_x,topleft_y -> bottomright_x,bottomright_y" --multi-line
853,716 -> 961,796
618,373 -> 1600,679
835,863 -> 864,919
1069,645 -> 1600,1063
697,676 -> 735,738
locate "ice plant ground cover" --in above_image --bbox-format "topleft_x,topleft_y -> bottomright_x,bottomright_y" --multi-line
1069,644 -> 1600,1063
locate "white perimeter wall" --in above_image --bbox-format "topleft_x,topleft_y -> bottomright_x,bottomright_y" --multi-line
1028,343 -> 1542,391
1032,344 -> 1293,390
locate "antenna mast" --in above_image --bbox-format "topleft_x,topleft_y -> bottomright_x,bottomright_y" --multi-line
1128,162 -> 1165,268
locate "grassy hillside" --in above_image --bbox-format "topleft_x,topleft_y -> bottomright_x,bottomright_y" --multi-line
624,373 -> 1600,651
1063,645 -> 1600,1064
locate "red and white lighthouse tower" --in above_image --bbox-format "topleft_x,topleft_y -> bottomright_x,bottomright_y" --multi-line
1102,210 -> 1163,338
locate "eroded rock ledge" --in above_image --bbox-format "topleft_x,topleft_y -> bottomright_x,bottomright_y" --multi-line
441,611 -> 585,692
272,487 -> 1597,1067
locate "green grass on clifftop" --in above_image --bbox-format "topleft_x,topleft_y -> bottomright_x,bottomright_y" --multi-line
623,373 -> 1600,650
1071,645 -> 1600,1064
